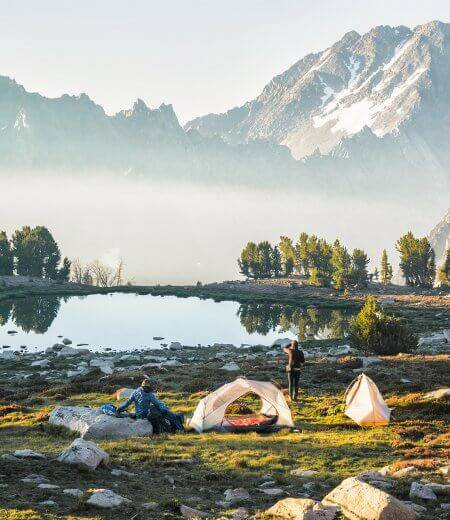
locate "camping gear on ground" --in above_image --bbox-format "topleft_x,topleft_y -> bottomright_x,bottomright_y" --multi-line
223,414 -> 278,433
344,373 -> 391,426
188,377 -> 294,433
100,404 -> 117,416
147,406 -> 185,434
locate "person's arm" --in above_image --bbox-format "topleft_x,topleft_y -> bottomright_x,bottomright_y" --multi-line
148,392 -> 169,412
117,392 -> 135,414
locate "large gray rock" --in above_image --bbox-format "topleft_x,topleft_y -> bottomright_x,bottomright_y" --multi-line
49,406 -> 153,440
409,482 -> 437,501
265,498 -> 335,519
323,477 -> 418,520
57,438 -> 109,471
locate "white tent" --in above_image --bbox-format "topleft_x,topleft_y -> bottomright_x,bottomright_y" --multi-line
344,373 -> 391,426
188,377 -> 294,433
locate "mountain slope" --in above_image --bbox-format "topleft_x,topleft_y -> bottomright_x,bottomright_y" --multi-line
428,208 -> 450,269
186,21 -> 450,177
0,76 -> 300,182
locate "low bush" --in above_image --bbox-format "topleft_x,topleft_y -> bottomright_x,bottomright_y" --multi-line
349,296 -> 417,355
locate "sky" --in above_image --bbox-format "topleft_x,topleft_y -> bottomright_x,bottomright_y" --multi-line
2,1 -> 450,124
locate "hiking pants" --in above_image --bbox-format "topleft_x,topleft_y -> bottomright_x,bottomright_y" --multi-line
287,369 -> 301,400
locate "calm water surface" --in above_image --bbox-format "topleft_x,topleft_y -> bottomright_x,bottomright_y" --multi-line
0,293 -> 355,352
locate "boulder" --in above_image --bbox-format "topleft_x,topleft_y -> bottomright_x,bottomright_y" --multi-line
13,449 -> 45,459
265,498 -> 335,519
409,482 -> 437,501
224,488 -> 251,503
443,329 -> 450,342
62,338 -> 72,345
169,342 -> 183,350
49,406 -> 153,440
221,362 -> 240,372
328,345 -> 355,356
378,297 -> 395,305
322,477 -> 418,520
180,504 -> 208,518
86,489 -> 131,509
58,346 -> 90,357
57,438 -> 109,471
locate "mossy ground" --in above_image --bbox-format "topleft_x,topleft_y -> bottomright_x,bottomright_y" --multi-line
0,350 -> 449,520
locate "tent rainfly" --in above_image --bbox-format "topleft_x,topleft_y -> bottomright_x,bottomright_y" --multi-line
188,377 -> 294,433
344,373 -> 391,426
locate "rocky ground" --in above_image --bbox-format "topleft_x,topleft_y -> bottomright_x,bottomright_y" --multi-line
0,328 -> 449,519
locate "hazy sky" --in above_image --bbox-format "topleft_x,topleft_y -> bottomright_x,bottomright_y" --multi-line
2,1 -> 450,123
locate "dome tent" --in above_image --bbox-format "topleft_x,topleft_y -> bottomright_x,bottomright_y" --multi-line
188,377 -> 294,433
344,373 -> 391,426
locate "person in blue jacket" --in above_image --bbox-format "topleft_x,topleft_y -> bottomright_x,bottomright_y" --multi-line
117,378 -> 168,419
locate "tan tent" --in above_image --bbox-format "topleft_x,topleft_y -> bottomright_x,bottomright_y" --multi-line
345,373 -> 391,426
188,377 -> 294,433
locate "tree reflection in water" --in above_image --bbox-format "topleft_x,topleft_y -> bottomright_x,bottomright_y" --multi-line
237,302 -> 353,340
10,296 -> 62,333
0,301 -> 13,326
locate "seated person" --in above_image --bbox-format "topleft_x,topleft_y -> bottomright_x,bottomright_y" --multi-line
117,378 -> 168,419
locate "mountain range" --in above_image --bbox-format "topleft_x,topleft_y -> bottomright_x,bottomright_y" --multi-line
1,20 -> 450,196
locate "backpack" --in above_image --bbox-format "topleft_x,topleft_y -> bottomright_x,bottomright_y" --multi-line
147,405 -> 172,434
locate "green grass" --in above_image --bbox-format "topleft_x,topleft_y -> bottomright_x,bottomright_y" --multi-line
0,351 -> 449,519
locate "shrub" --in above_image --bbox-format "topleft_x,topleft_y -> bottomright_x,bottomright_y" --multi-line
349,296 -> 417,355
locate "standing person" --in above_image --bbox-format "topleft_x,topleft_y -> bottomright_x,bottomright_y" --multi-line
283,340 -> 305,401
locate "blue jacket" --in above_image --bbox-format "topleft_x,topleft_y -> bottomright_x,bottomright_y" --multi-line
117,387 -> 168,419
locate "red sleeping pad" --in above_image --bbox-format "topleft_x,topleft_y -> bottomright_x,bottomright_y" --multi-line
222,414 -> 278,433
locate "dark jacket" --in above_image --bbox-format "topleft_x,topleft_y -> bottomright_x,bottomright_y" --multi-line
284,347 -> 305,371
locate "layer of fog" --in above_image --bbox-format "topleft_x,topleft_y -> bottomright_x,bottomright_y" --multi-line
1,174 -> 445,285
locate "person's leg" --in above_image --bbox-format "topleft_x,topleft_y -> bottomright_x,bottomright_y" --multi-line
287,370 -> 294,400
293,371 -> 300,401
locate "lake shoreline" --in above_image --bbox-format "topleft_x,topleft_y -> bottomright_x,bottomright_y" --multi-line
2,275 -> 449,306
1,276 -> 449,337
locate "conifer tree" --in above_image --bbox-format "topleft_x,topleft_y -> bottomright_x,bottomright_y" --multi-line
0,231 -> 13,276
278,236 -> 295,277
350,248 -> 369,288
380,249 -> 393,284
331,240 -> 352,290
271,246 -> 282,278
396,232 -> 436,287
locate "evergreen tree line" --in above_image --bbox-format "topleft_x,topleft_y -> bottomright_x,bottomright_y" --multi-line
0,226 -> 70,281
238,232 -> 449,289
238,234 -> 370,289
